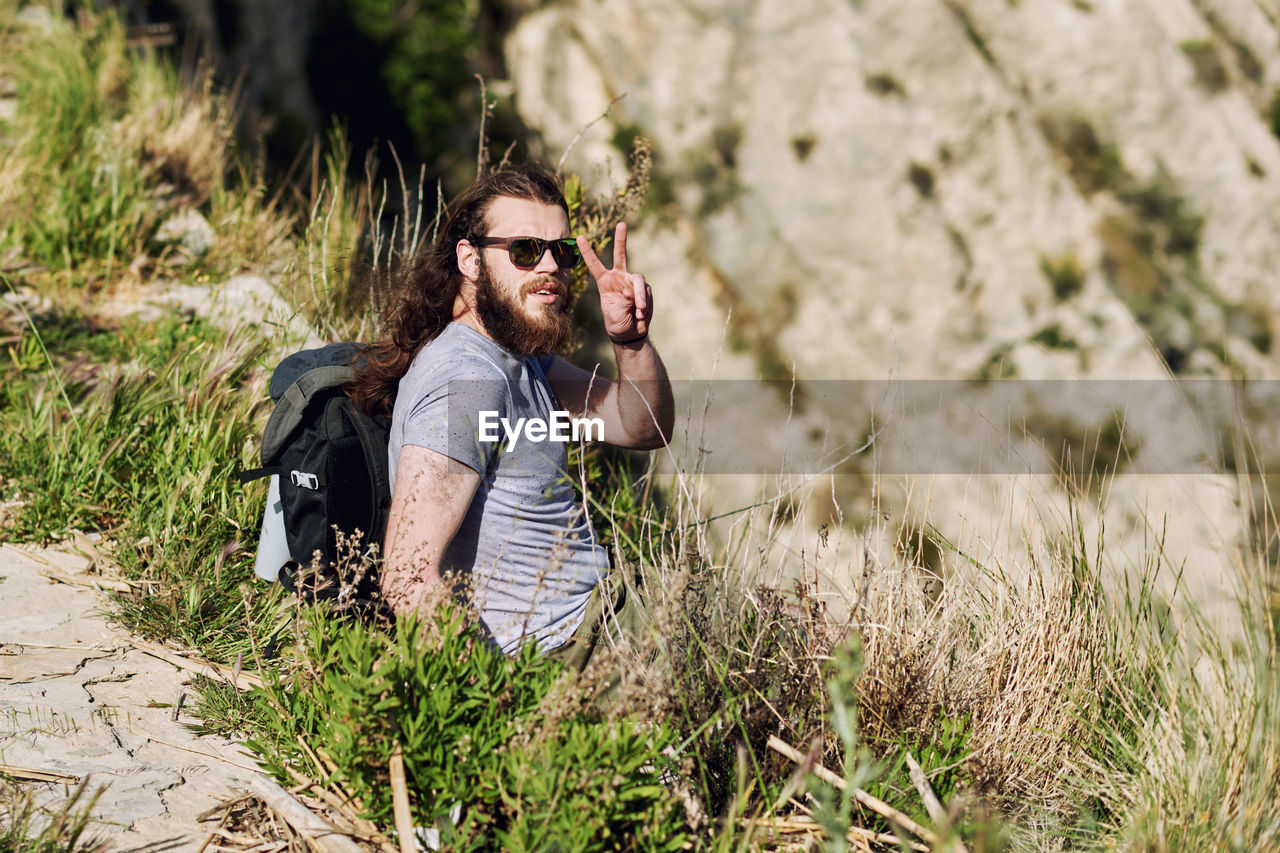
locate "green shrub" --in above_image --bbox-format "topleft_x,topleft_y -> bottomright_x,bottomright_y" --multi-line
1040,252 -> 1085,301
311,0 -> 478,177
662,580 -> 831,820
1118,175 -> 1204,258
1180,39 -> 1229,93
246,605 -> 692,852
1268,90 -> 1280,142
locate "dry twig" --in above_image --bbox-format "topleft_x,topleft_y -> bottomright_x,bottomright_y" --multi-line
741,816 -> 928,852
0,763 -> 80,784
767,735 -> 940,847
281,763 -> 398,853
905,751 -> 968,853
247,774 -> 365,853
126,637 -> 264,690
389,745 -> 414,853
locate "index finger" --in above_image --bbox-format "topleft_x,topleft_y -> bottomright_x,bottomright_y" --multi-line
612,222 -> 627,272
575,234 -> 608,280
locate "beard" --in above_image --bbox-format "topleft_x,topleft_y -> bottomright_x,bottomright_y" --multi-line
473,258 -> 575,357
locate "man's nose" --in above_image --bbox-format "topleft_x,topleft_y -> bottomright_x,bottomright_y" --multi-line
532,244 -> 560,273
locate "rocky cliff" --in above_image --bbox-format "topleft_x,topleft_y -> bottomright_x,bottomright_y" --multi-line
507,0 -> 1280,620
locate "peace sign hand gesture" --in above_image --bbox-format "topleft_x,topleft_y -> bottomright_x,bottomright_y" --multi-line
577,222 -> 652,345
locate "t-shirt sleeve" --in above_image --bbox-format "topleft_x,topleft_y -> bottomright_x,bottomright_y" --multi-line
400,357 -> 509,475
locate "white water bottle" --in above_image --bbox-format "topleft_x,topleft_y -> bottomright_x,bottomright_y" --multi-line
254,475 -> 291,582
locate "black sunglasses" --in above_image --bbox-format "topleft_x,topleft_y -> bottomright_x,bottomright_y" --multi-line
473,236 -> 583,270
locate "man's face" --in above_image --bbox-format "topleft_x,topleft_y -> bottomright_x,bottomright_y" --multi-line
470,196 -> 575,357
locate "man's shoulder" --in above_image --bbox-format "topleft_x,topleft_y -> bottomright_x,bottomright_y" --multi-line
405,324 -> 520,384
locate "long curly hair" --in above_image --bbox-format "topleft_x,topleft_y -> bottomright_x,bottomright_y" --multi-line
347,164 -> 569,416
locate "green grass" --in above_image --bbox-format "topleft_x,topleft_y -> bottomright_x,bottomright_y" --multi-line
0,3 -> 293,292
0,287 -> 286,660
0,780 -> 105,853
0,11 -> 147,272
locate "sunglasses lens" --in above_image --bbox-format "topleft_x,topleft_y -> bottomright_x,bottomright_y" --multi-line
552,239 -> 582,269
507,238 -> 542,267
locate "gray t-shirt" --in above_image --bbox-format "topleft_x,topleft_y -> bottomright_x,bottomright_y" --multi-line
388,322 -> 609,654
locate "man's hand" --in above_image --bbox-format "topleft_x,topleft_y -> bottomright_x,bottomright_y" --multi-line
577,222 -> 652,343
550,222 -> 673,449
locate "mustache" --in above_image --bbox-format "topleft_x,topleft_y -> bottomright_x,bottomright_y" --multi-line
523,277 -> 567,296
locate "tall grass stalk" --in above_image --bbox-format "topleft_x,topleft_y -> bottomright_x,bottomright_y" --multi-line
1079,493 -> 1280,849
0,780 -> 106,853
281,123 -> 387,341
1,273 -> 80,432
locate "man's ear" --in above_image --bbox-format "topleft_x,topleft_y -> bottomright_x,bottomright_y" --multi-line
456,239 -> 481,285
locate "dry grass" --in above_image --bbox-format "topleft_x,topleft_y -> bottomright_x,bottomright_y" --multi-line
113,65 -> 234,204
114,56 -> 297,280
195,795 -> 311,853
564,439 -> 1278,849
848,540 -> 1109,820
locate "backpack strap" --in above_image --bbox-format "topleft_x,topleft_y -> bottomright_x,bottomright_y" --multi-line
268,343 -> 365,400
350,409 -> 392,514
237,466 -> 282,484
236,467 -> 326,490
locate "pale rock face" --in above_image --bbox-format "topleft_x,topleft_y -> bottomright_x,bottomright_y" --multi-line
507,0 -> 1279,626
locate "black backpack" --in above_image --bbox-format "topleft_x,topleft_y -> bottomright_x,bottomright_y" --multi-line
239,343 -> 392,606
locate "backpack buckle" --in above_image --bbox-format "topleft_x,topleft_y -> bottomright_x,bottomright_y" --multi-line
290,470 -> 319,490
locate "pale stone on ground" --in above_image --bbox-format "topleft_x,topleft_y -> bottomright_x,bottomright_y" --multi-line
97,273 -> 322,350
0,544 -> 259,851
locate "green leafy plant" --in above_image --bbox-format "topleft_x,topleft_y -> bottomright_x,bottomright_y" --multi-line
308,0 -> 480,185
809,640 -> 880,853
246,604 -> 692,852
867,707 -> 976,836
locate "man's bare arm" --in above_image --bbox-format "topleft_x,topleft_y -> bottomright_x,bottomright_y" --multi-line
380,445 -> 481,615
545,343 -> 673,449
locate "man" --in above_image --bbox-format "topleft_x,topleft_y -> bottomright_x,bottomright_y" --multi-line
349,164 -> 673,661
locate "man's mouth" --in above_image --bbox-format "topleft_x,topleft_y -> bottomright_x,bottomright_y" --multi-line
526,281 -> 565,304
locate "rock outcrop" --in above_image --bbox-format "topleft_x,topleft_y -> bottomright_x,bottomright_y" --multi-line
506,0 -> 1280,623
